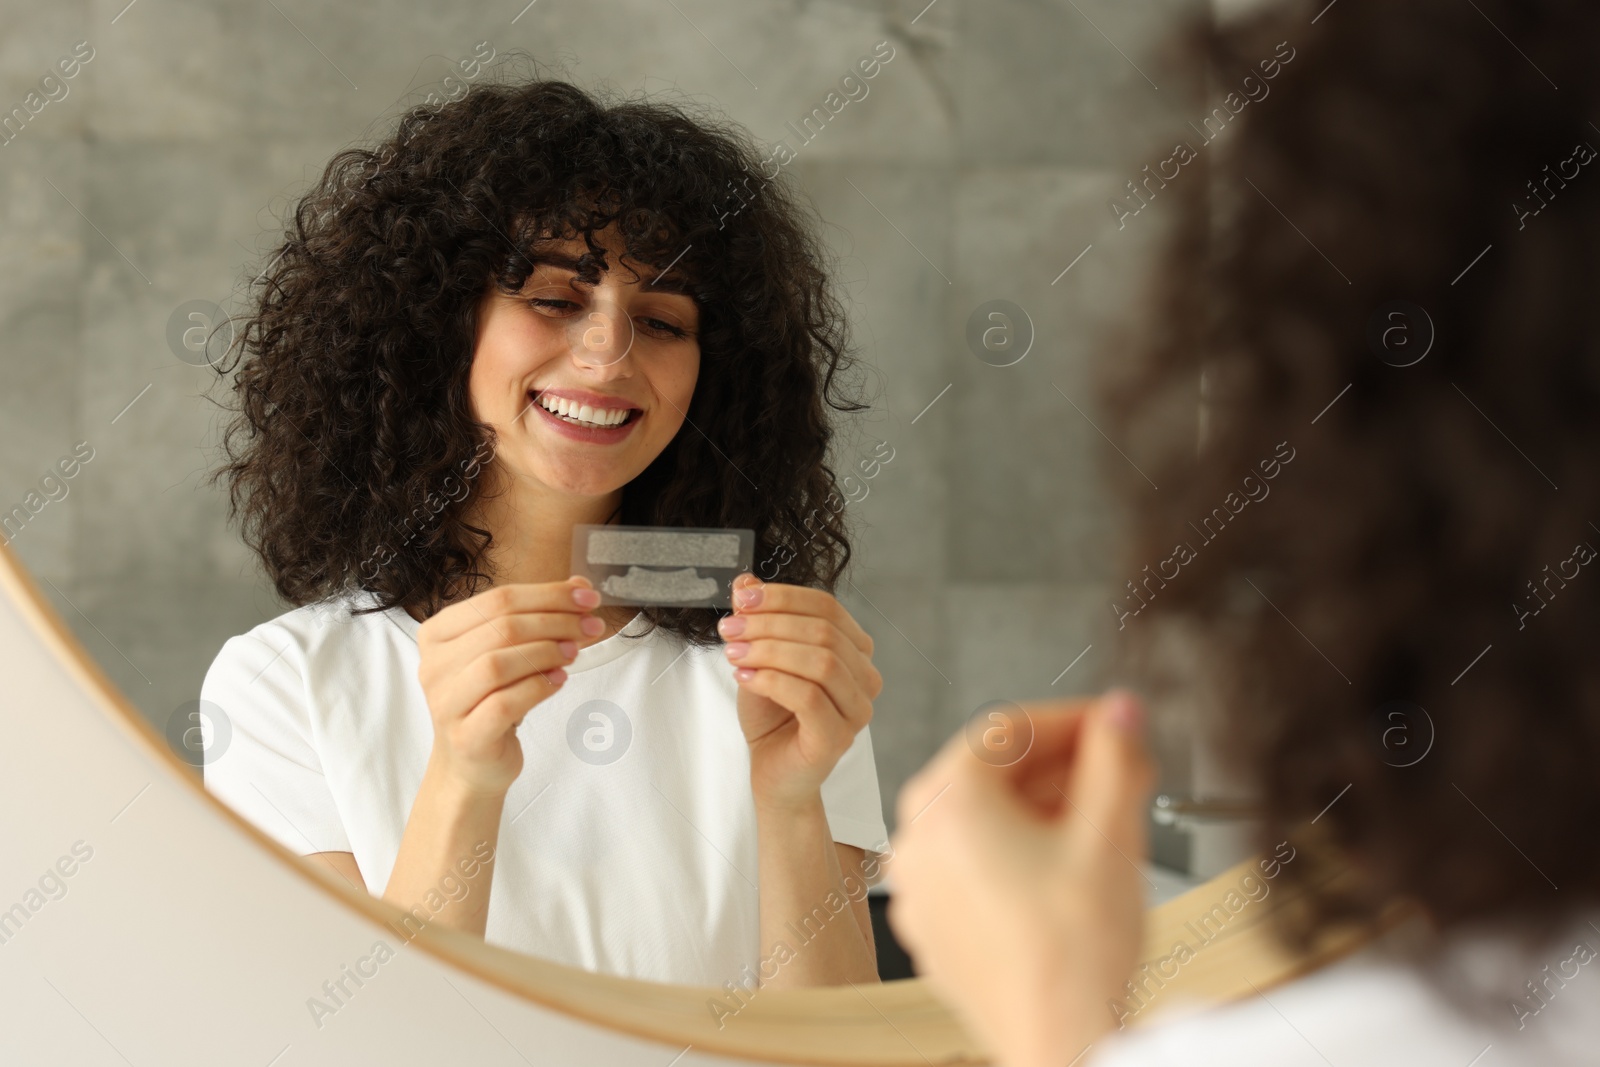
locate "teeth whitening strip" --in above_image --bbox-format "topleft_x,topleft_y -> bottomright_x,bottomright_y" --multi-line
572,525 -> 755,608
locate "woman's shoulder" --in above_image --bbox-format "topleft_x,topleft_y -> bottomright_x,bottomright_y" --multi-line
246,587 -> 404,639
205,588 -> 410,684
1091,911 -> 1600,1067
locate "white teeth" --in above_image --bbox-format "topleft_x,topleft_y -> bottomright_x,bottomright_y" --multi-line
536,393 -> 633,429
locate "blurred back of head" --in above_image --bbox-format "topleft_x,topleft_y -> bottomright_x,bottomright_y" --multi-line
1104,0 -> 1600,939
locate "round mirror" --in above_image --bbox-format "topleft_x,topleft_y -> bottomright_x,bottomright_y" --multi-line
0,2 -> 1330,1061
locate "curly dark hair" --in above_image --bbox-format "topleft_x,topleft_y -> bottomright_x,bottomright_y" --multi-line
213,69 -> 864,645
1105,0 -> 1600,943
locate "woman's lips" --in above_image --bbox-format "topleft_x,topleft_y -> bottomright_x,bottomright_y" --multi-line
529,392 -> 642,444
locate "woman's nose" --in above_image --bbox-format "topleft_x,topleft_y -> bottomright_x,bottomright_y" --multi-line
566,300 -> 634,372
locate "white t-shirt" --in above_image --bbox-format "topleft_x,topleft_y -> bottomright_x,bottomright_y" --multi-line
199,590 -> 888,986
1092,911 -> 1600,1067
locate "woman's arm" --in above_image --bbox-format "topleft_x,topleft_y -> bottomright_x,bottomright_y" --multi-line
836,843 -> 877,968
381,765 -> 505,936
722,574 -> 885,987
385,578 -> 600,937
753,809 -> 878,987
311,843 -> 502,939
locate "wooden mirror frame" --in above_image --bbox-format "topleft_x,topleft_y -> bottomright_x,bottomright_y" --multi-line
0,539 -> 1377,1065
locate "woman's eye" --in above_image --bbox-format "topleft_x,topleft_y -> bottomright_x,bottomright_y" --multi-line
527,298 -> 580,315
637,316 -> 689,339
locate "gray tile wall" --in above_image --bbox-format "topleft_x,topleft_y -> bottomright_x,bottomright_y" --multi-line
1,0 -> 1210,835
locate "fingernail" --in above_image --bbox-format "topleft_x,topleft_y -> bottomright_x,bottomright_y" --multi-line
580,615 -> 605,637
573,588 -> 602,608
718,615 -> 746,638
545,667 -> 568,686
1103,690 -> 1143,735
735,584 -> 763,609
725,641 -> 750,661
558,640 -> 577,659
734,667 -> 756,683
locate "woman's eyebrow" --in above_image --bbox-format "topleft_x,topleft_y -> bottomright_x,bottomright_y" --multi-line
641,250 -> 698,296
642,270 -> 696,297
524,250 -> 586,275
523,248 -> 695,298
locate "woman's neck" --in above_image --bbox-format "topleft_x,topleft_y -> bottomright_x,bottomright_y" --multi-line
461,464 -> 636,637
473,478 -> 616,586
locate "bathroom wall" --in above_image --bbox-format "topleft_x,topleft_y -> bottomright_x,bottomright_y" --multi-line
0,0 -> 1209,836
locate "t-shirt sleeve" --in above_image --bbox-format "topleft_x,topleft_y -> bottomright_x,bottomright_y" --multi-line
820,722 -> 889,855
200,631 -> 353,857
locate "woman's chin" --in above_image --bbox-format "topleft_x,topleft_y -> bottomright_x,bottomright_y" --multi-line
520,461 -> 636,501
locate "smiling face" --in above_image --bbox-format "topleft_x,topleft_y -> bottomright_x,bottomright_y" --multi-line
467,228 -> 702,502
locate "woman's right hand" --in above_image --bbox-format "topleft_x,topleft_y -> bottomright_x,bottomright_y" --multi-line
414,576 -> 606,796
887,692 -> 1154,1067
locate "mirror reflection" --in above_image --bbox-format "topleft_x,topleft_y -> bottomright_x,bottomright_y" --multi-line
8,1 -> 1212,994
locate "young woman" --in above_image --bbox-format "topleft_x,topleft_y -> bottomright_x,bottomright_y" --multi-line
201,78 -> 888,988
889,0 -> 1600,1064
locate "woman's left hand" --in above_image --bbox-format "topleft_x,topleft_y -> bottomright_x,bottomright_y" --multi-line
718,573 -> 882,811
